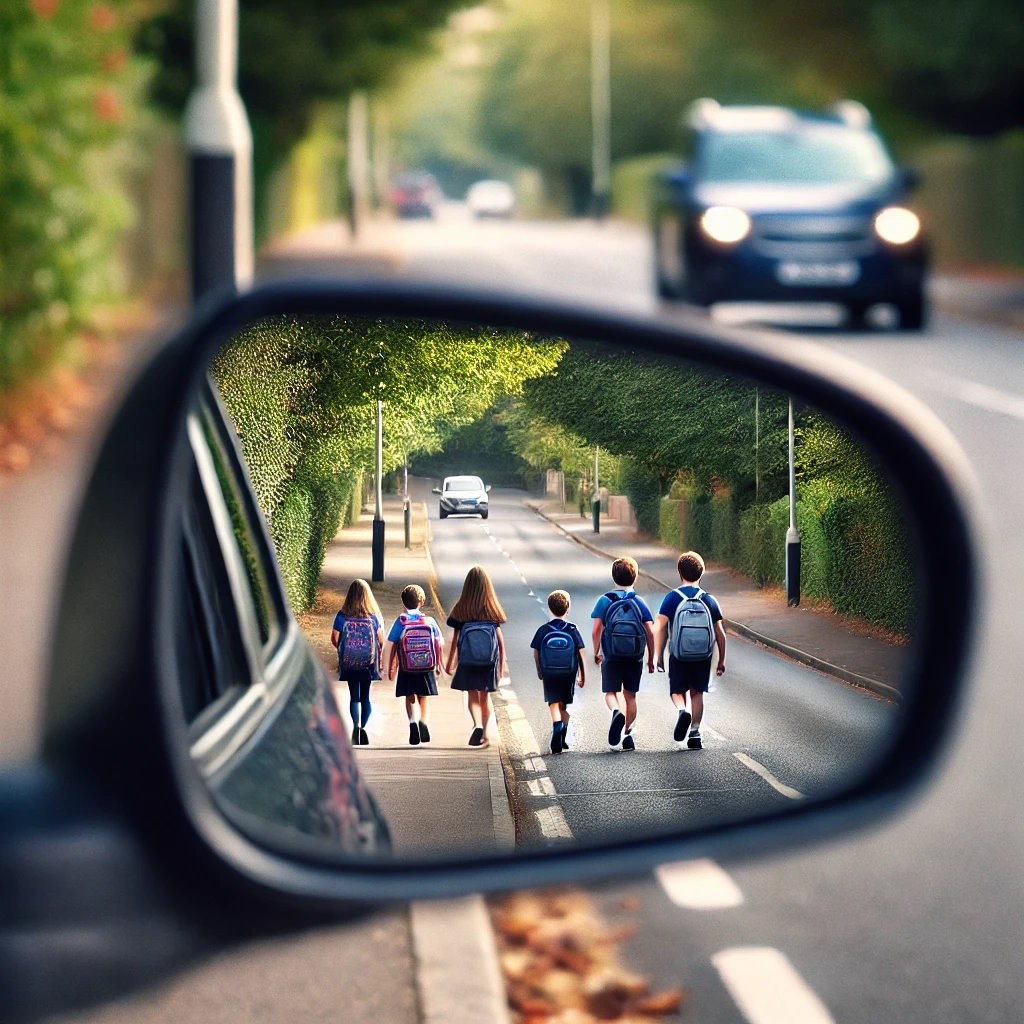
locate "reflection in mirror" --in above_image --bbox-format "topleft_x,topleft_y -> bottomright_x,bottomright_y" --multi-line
185,314 -> 916,864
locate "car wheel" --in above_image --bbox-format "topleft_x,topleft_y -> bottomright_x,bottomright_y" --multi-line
896,288 -> 927,331
439,507 -> 448,519
480,510 -> 488,520
653,213 -> 685,300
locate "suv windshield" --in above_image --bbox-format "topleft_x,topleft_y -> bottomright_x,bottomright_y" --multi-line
697,126 -> 894,186
445,477 -> 484,491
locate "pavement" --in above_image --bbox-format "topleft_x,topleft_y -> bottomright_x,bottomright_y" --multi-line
301,492 -> 514,1024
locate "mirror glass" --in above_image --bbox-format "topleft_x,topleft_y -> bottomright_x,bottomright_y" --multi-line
181,313 -> 916,863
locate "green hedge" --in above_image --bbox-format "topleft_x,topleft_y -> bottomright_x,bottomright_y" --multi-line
659,478 -> 912,634
1,1 -> 153,397
617,458 -> 664,536
914,131 -> 1024,268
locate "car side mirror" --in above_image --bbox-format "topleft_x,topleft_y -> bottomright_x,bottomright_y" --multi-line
432,487 -> 441,494
899,164 -> 923,191
46,280 -> 977,908
485,484 -> 492,492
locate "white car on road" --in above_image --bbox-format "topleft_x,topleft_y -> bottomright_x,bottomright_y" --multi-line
433,475 -> 491,518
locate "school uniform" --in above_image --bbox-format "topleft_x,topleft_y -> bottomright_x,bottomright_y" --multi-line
590,588 -> 654,692
530,618 -> 586,705
447,616 -> 501,692
387,611 -> 442,697
658,585 -> 723,693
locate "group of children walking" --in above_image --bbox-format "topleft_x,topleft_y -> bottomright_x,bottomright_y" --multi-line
331,550 -> 726,754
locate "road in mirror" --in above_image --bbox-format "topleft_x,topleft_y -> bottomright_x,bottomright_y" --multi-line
194,314 -> 915,864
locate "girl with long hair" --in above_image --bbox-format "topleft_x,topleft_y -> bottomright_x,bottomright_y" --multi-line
444,566 -> 508,747
331,578 -> 384,746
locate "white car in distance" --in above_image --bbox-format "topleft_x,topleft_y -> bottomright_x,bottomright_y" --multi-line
466,179 -> 516,219
433,475 -> 491,519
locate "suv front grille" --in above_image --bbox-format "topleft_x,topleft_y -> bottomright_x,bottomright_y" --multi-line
752,215 -> 875,260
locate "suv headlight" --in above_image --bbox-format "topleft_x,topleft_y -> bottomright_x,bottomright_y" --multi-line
874,207 -> 921,245
700,206 -> 752,245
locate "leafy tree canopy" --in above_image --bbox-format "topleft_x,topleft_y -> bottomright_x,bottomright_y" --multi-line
140,0 -> 476,153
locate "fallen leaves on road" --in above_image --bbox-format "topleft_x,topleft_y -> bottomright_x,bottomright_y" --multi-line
490,890 -> 686,1022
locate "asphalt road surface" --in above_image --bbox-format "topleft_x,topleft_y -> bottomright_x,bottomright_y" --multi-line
285,209 -> 1022,1024
428,486 -> 893,851
5,208 -> 1017,1023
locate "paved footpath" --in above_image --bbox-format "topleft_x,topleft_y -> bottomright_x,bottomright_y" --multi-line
299,493 -> 514,1024
302,495 -> 515,859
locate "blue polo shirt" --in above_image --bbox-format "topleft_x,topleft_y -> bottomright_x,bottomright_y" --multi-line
590,589 -> 654,623
658,585 -> 723,625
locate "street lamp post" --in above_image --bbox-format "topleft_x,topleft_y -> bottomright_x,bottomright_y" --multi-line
372,400 -> 385,581
786,398 -> 801,605
184,0 -> 253,302
590,0 -> 611,220
592,446 -> 601,533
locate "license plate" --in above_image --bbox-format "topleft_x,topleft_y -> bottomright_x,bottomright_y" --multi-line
776,261 -> 860,286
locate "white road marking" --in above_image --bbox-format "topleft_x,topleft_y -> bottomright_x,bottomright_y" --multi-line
929,372 -> 1024,422
712,947 -> 835,1024
703,724 -> 726,743
734,753 -> 805,800
655,859 -> 745,909
536,805 -> 574,840
527,777 -> 556,797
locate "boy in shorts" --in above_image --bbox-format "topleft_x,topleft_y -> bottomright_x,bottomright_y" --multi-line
531,590 -> 586,754
591,557 -> 655,751
655,551 -> 726,749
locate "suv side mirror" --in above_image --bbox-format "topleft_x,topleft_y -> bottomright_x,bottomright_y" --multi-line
899,164 -> 923,191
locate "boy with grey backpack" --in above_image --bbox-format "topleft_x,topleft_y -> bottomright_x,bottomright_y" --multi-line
654,551 -> 727,749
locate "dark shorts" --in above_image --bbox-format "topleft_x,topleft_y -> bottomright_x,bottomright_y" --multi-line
668,656 -> 712,694
601,659 -> 643,694
542,675 -> 576,706
450,663 -> 498,693
395,670 -> 438,698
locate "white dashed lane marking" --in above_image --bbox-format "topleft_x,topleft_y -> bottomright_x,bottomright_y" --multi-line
655,858 -> 744,909
712,947 -> 836,1024
733,753 -> 805,801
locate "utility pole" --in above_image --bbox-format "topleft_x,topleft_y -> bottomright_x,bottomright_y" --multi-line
592,446 -> 601,533
184,0 -> 253,301
590,0 -> 611,220
372,400 -> 385,581
347,91 -> 370,238
786,398 -> 801,606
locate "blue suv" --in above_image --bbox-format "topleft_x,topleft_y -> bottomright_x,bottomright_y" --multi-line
652,100 -> 929,329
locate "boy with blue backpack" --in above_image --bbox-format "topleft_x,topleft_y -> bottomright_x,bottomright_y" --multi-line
655,551 -> 727,750
531,590 -> 586,755
591,557 -> 655,751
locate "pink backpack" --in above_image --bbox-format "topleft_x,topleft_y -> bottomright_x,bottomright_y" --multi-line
398,613 -> 437,672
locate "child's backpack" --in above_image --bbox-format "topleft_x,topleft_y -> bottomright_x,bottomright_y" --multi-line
458,621 -> 499,669
600,592 -> 647,661
398,614 -> 437,672
669,587 -> 715,662
339,615 -> 377,673
538,623 -> 577,678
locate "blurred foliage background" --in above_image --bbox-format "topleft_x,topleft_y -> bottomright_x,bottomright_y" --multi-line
2,0 -> 1022,429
